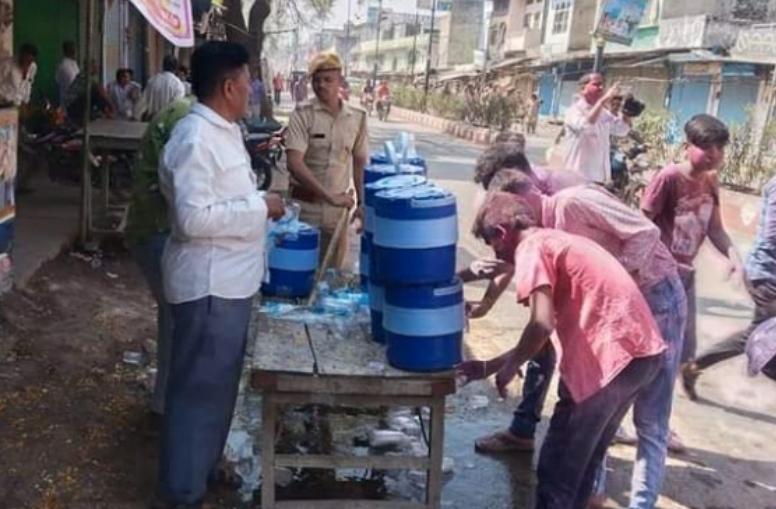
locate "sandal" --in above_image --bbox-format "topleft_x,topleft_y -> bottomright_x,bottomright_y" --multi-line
474,429 -> 534,453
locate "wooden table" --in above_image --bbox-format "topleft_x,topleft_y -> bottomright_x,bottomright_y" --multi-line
85,119 -> 147,236
251,312 -> 456,509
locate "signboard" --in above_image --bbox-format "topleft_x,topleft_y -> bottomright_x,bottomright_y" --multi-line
595,0 -> 649,45
129,0 -> 195,47
417,0 -> 453,12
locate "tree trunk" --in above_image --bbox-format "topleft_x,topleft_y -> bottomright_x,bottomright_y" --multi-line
224,0 -> 273,118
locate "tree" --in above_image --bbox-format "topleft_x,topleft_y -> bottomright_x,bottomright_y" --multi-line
222,0 -> 334,71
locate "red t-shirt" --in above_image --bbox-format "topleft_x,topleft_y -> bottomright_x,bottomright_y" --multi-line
512,229 -> 666,403
641,164 -> 720,268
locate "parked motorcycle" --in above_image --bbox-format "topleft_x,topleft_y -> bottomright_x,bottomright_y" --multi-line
376,96 -> 391,122
609,141 -> 650,208
242,118 -> 285,191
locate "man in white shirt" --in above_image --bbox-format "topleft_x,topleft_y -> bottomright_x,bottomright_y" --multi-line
0,43 -> 38,107
561,73 -> 632,184
107,68 -> 142,120
155,41 -> 284,508
55,41 -> 79,106
141,55 -> 186,121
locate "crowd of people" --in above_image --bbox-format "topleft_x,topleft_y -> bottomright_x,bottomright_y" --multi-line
0,41 -> 276,127
458,71 -> 776,508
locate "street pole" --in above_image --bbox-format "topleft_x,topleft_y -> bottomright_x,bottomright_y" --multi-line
593,34 -> 605,73
345,0 -> 352,77
422,0 -> 437,112
79,0 -> 94,245
410,8 -> 420,80
372,0 -> 384,84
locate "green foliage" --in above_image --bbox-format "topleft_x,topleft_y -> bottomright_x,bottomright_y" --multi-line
721,111 -> 776,191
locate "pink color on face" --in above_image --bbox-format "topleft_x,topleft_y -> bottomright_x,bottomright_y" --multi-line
688,143 -> 725,171
582,75 -> 605,105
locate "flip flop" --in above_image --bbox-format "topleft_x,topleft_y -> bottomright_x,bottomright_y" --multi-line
474,429 -> 534,453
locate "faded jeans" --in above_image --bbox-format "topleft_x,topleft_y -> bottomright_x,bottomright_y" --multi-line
594,275 -> 688,509
132,232 -> 174,414
509,345 -> 556,439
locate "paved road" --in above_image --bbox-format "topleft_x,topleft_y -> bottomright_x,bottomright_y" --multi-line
366,113 -> 776,509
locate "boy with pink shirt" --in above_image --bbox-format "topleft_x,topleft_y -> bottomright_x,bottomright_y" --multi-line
640,114 -> 744,398
460,192 -> 666,509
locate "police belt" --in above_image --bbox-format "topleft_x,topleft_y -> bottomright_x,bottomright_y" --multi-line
290,185 -> 320,204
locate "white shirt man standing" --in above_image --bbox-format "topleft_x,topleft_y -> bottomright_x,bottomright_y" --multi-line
0,43 -> 38,106
561,73 -> 631,184
154,41 -> 284,509
141,54 -> 186,120
55,41 -> 79,106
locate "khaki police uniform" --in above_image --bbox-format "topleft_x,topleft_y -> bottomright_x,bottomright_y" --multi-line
285,54 -> 369,269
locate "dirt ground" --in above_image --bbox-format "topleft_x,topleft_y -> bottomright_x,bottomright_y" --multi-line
0,248 -> 164,509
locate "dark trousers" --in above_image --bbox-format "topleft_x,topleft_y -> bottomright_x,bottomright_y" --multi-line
158,295 -> 253,505
695,278 -> 776,370
509,345 -> 556,439
274,89 -> 281,105
132,232 -> 173,414
679,270 -> 697,363
535,354 -> 662,509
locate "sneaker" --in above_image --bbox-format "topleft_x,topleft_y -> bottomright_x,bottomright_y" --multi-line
681,362 -> 700,401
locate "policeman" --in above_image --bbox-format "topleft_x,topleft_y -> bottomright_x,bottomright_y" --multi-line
286,52 -> 369,269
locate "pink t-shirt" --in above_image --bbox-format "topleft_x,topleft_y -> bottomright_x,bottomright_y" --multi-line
641,164 -> 720,268
513,229 -> 666,403
543,185 -> 678,291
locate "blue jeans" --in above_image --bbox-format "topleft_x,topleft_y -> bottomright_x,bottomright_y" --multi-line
132,233 -> 173,414
594,275 -> 687,508
509,345 -> 556,439
158,295 -> 253,505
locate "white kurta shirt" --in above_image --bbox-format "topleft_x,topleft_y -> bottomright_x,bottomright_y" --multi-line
160,103 -> 269,304
56,57 -> 79,104
143,71 -> 186,118
562,97 -> 630,184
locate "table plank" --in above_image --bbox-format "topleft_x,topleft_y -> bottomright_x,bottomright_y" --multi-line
88,119 -> 147,151
307,324 -> 455,383
252,315 -> 316,375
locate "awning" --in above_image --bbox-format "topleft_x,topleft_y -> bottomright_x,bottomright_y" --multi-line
129,0 -> 195,47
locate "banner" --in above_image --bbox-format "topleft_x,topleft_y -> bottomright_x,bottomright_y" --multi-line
129,0 -> 195,47
595,0 -> 649,45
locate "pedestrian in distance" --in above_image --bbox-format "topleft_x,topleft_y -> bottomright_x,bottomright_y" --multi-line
558,73 -> 632,183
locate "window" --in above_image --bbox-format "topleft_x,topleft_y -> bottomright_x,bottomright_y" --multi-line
552,0 -> 571,34
534,12 -> 542,27
733,0 -> 768,20
527,0 -> 534,4
524,14 -> 532,28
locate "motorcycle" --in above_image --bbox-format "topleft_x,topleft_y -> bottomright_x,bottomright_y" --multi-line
376,96 -> 391,122
609,141 -> 650,209
242,118 -> 285,191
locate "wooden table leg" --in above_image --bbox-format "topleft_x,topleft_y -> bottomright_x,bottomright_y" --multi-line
426,397 -> 445,509
102,156 -> 111,211
261,393 -> 278,509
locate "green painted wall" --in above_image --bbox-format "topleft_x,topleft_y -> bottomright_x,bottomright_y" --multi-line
14,0 -> 80,104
